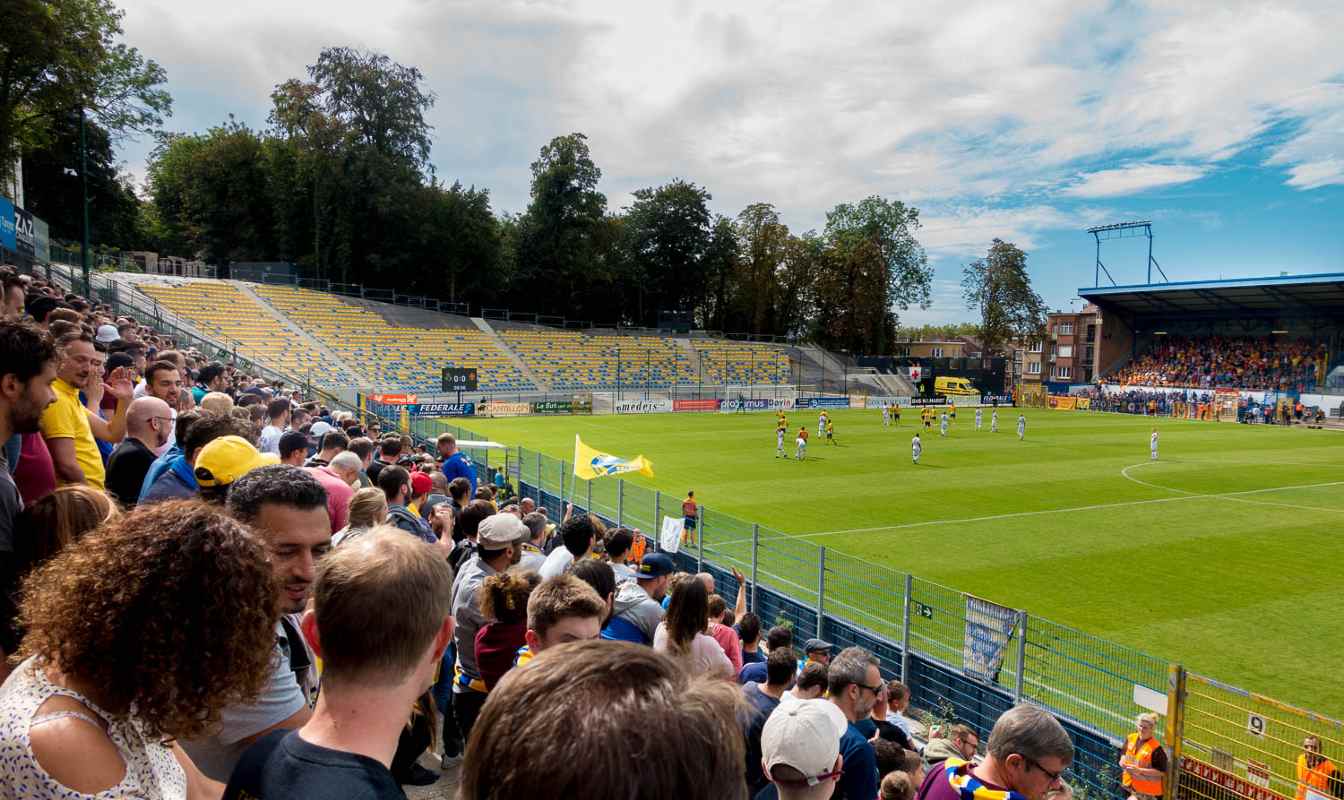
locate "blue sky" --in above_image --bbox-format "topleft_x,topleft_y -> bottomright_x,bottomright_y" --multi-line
111,1 -> 1344,324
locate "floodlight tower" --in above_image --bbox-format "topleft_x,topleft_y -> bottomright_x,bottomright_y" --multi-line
1086,221 -> 1168,287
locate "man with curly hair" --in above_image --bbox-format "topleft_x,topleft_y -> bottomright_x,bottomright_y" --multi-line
224,528 -> 455,799
182,464 -> 332,781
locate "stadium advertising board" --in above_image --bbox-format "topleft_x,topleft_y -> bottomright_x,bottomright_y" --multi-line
0,196 -> 15,253
368,392 -> 417,405
981,394 -> 1014,406
1075,397 -> 1091,410
797,397 -> 849,409
12,207 -> 35,259
909,397 -> 947,406
1048,395 -> 1077,410
1177,756 -> 1290,800
441,367 -> 478,392
533,400 -> 574,414
719,398 -> 795,412
411,402 -> 475,417
963,595 -> 1018,682
673,399 -> 722,412
572,392 -> 594,414
615,399 -> 673,414
865,396 -> 910,408
478,400 -> 531,417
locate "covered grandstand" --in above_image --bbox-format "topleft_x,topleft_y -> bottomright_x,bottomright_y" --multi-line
1081,272 -> 1344,399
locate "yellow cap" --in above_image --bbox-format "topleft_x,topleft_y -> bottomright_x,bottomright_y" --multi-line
194,435 -> 279,488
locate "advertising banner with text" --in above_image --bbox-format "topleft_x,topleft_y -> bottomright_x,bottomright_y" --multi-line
410,402 -> 475,417
719,398 -> 796,413
673,398 -> 722,412
615,399 -> 673,414
478,401 -> 531,417
797,397 -> 850,409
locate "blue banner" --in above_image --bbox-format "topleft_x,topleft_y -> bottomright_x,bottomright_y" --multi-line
963,595 -> 1018,683
0,196 -> 15,253
798,397 -> 849,409
410,401 -> 475,417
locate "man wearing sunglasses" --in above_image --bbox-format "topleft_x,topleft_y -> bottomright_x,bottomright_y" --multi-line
826,646 -> 884,800
105,396 -> 174,507
915,705 -> 1074,800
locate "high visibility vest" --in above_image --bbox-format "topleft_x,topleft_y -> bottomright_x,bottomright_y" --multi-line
1297,755 -> 1337,800
1123,733 -> 1164,796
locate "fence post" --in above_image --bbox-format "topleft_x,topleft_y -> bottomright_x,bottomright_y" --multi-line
650,492 -> 661,553
901,573 -> 912,683
696,509 -> 704,574
750,524 -> 760,612
1164,665 -> 1187,800
617,480 -> 624,528
1014,611 -> 1028,703
536,451 -> 542,497
816,546 -> 827,639
559,460 -> 566,504
585,478 -> 592,515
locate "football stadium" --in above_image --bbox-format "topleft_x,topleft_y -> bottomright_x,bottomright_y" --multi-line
2,6 -> 1343,799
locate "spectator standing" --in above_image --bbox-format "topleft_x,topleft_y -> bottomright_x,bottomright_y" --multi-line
745,648 -> 799,796
654,575 -> 734,679
604,552 -> 673,644
800,639 -> 834,674
459,640 -> 746,800
258,398 -> 290,454
407,470 -> 432,516
304,429 -> 348,468
278,430 -> 312,466
538,512 -> 601,579
182,465 -> 331,781
437,432 -> 476,496
1,273 -> 25,319
0,501 -> 279,798
40,331 -> 132,489
142,360 -> 183,448
379,465 -> 436,544
856,680 -> 918,752
142,417 -> 258,504
450,513 -> 530,743
517,511 -> 549,572
518,573 -> 607,663
333,486 -> 389,547
0,321 -> 56,597
105,396 -> 173,506
347,436 -> 376,487
709,593 -> 745,673
366,436 -> 401,483
474,571 -> 540,690
758,698 -> 848,800
192,361 -> 229,403
223,529 -> 455,800
1295,736 -> 1339,800
739,613 -> 765,666
741,626 -> 795,684
914,705 -> 1073,800
606,527 -> 636,582
306,451 -> 359,535
828,646 -> 883,800
682,489 -> 698,546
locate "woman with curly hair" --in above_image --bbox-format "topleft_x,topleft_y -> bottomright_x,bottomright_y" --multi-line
653,575 -> 733,679
474,570 -> 542,690
0,499 -> 280,799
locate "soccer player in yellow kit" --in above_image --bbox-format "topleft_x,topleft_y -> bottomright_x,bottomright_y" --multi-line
775,413 -> 788,457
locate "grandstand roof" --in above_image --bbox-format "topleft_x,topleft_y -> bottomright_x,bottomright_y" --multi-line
1079,272 -> 1344,317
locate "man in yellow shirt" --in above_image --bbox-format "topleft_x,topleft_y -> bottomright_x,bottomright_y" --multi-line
39,331 -> 133,489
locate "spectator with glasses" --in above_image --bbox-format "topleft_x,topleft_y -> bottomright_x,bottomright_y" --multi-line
915,704 -> 1074,800
827,646 -> 883,800
105,396 -> 174,507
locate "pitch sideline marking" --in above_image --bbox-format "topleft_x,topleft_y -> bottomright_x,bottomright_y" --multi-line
1119,460 -> 1344,514
708,473 -> 1344,548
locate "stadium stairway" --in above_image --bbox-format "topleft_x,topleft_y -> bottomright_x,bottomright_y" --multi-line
470,318 -> 551,391
237,283 -> 371,384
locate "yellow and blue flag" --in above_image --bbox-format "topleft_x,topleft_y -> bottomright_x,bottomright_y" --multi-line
573,435 -> 654,480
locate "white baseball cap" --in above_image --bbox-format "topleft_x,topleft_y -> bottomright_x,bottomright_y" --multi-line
95,324 -> 120,343
761,698 -> 847,786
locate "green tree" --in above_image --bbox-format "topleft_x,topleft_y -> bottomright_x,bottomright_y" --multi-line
734,203 -> 790,335
0,0 -> 170,191
960,238 -> 1046,357
700,214 -> 740,330
820,196 -> 932,351
623,179 -> 712,327
516,133 -> 608,317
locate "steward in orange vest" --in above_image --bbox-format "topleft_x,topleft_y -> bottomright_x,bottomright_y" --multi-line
1120,714 -> 1167,799
1296,737 -> 1340,800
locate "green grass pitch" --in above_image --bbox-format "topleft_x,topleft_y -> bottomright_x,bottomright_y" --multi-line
457,407 -> 1344,716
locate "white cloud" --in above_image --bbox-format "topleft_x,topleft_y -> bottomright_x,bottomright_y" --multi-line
111,0 -> 1344,229
1280,160 -> 1344,190
1062,164 -> 1207,199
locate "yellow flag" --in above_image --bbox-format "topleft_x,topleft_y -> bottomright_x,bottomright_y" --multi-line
573,435 -> 654,480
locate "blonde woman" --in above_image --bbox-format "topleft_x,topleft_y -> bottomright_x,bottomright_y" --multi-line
333,486 -> 389,547
1120,712 -> 1167,800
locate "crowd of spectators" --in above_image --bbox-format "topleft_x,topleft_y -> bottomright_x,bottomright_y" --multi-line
1105,335 -> 1326,392
0,264 -> 1090,799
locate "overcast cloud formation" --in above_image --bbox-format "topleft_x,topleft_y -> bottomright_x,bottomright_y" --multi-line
115,0 -> 1344,322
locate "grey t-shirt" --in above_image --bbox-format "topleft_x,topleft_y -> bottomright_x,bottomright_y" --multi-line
181,622 -> 308,781
0,449 -> 20,553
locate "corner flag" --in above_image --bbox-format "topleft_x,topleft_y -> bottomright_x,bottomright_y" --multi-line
573,435 -> 654,480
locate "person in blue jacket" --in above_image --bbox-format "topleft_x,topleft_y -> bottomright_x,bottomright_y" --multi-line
437,432 -> 476,496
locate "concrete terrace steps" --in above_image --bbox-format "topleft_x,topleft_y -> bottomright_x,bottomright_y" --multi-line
470,317 -> 550,392
235,282 -> 372,386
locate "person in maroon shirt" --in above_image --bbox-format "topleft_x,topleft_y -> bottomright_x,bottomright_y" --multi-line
916,705 -> 1074,800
